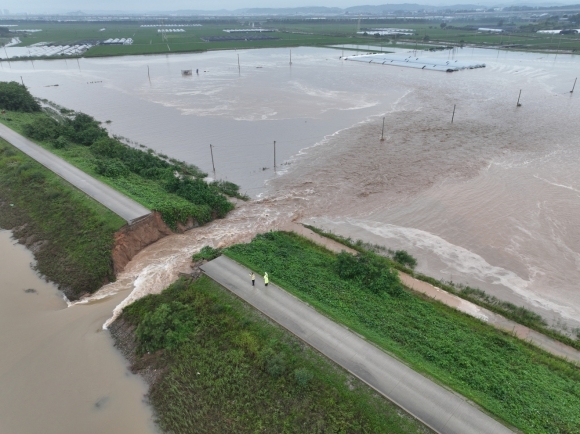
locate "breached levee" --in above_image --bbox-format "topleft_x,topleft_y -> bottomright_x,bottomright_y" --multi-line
344,53 -> 486,72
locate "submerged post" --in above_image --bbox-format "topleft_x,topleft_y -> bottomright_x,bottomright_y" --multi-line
571,77 -> 577,94
274,141 -> 276,170
237,54 -> 240,71
516,89 -> 522,107
20,76 -> 24,86
380,117 -> 385,141
451,104 -> 456,123
290,49 -> 292,65
210,144 -> 215,173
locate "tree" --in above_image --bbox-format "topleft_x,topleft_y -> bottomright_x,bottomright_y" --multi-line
0,81 -> 41,112
440,22 -> 447,29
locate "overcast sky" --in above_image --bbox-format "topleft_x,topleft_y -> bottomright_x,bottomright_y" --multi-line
0,0 -> 520,13
1,0 -> 562,13
6,1 -> 381,13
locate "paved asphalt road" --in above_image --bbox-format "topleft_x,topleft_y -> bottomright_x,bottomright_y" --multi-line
201,256 -> 515,434
0,123 -> 150,224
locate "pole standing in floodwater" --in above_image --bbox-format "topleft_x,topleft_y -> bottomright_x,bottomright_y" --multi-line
571,78 -> 577,94
274,141 -> 276,170
516,89 -> 522,107
210,144 -> 215,173
380,117 -> 385,141
451,104 -> 456,123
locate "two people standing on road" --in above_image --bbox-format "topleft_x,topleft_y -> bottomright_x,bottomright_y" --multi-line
249,271 -> 269,287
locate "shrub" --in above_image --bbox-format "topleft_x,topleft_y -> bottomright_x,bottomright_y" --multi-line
393,250 -> 417,269
258,347 -> 287,377
192,246 -> 222,262
294,367 -> 314,388
22,117 -> 62,141
369,269 -> 404,296
0,81 -> 41,112
236,331 -> 260,356
52,136 -> 68,149
265,352 -> 287,377
135,301 -> 197,354
63,113 -> 108,145
90,137 -> 122,158
95,158 -> 129,178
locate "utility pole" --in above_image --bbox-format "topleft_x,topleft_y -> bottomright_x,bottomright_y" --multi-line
273,141 -> 276,170
451,104 -> 456,123
571,77 -> 577,94
380,117 -> 385,141
516,89 -> 522,107
20,76 -> 24,86
289,49 -> 292,65
210,144 -> 215,173
237,54 -> 240,72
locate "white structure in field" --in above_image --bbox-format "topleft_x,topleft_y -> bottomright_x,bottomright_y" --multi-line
141,24 -> 201,27
223,28 -> 277,33
103,38 -> 133,45
344,53 -> 485,72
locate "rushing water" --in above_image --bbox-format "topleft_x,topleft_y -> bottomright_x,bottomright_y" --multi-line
1,45 -> 579,431
0,230 -> 157,434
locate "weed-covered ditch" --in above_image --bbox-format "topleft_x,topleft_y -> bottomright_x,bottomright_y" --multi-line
225,231 -> 580,434
0,91 -> 245,229
120,276 -> 431,434
304,225 -> 580,351
0,138 -> 125,298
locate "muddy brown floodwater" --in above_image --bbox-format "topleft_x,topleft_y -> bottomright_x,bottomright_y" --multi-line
0,230 -> 157,434
87,47 -> 580,333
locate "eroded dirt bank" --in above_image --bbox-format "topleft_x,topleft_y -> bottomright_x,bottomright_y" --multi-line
112,212 -> 174,275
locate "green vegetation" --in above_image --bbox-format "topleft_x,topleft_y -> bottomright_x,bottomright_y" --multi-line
121,276 -> 431,434
6,20 -> 579,60
192,245 -> 222,262
0,138 -> 125,298
0,106 -> 238,229
0,81 -> 41,112
305,225 -> 580,351
225,231 -> 580,434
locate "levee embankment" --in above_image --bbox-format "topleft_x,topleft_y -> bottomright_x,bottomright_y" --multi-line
0,138 -> 175,299
0,122 -> 151,224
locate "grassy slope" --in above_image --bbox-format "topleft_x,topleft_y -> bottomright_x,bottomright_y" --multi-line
225,231 -> 580,434
304,225 -> 580,350
0,138 -> 125,298
121,275 -> 432,434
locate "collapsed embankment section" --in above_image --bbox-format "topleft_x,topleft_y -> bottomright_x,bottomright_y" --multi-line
112,212 -> 174,274
0,138 -> 183,300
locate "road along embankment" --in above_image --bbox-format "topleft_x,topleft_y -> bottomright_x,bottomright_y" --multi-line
0,138 -> 171,299
200,255 -> 514,434
0,123 -> 151,224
